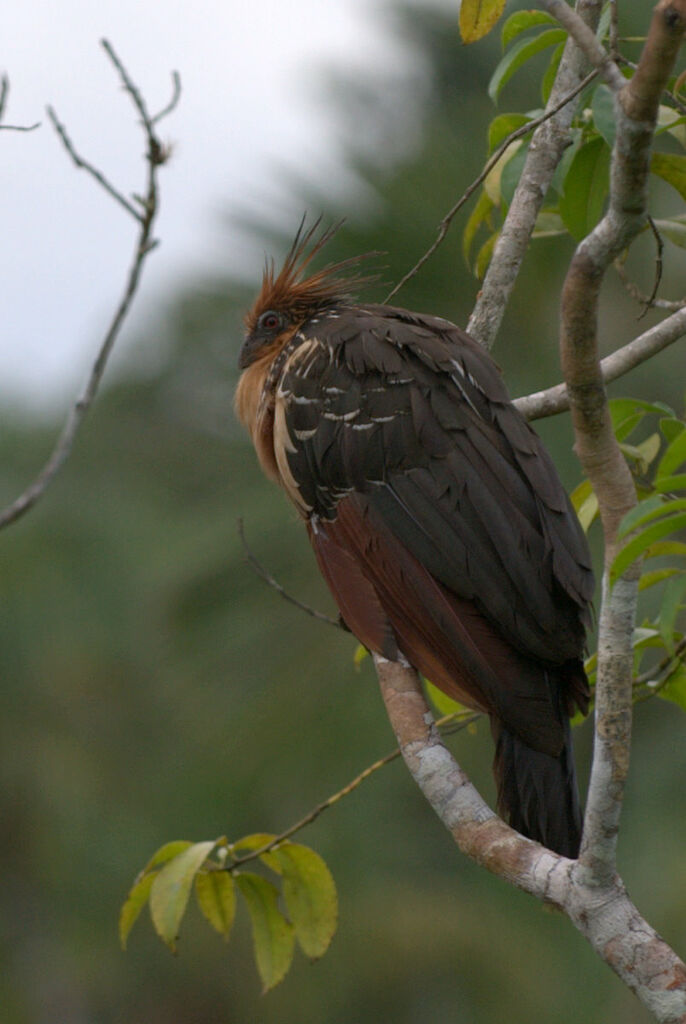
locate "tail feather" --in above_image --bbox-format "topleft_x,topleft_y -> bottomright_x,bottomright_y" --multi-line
491,713 -> 583,858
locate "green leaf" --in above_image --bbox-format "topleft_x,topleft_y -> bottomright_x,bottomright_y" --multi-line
653,216 -> 686,249
658,575 -> 686,652
149,840 -> 217,951
657,424 -> 686,479
500,9 -> 557,50
460,0 -> 507,43
195,870 -> 236,940
261,843 -> 338,960
558,136 -> 611,241
569,478 -> 599,532
656,105 -> 686,148
463,189 -> 495,267
638,568 -> 684,592
488,29 -> 567,102
232,833 -> 277,853
610,397 -> 674,433
532,208 -> 567,237
119,871 -> 156,950
236,872 -> 295,991
487,113 -> 532,153
144,840 -> 193,873
644,541 -> 686,559
658,665 -> 686,712
541,42 -> 564,104
660,416 -> 684,443
612,512 -> 686,581
425,679 -> 465,716
500,143 -> 530,205
617,495 -> 677,538
655,474 -> 686,493
651,152 -> 686,202
591,85 -> 616,148
353,643 -> 369,669
475,231 -> 499,279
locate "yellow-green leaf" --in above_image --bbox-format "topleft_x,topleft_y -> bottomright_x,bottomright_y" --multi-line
119,871 -> 156,950
460,0 -> 507,44
236,872 -> 295,991
475,230 -> 499,279
651,152 -> 686,202
261,843 -> 338,960
232,833 -> 277,854
658,666 -> 686,712
144,840 -> 193,873
612,512 -> 686,581
425,679 -> 465,717
463,189 -> 495,267
501,9 -> 557,49
639,568 -> 684,592
195,870 -> 236,940
149,840 -> 217,950
488,28 -> 566,101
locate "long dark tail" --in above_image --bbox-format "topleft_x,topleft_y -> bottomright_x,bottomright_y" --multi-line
491,714 -> 583,858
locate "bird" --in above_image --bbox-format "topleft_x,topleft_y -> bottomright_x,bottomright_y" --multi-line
234,221 -> 594,858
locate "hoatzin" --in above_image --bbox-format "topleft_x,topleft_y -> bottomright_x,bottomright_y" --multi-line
235,224 -> 594,858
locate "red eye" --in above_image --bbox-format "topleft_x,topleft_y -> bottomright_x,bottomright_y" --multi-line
259,310 -> 282,331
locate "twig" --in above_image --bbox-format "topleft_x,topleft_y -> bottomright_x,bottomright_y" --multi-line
514,304 -> 686,420
0,41 -> 181,531
609,0 -> 620,58
639,215 -> 665,319
543,0 -> 626,90
614,257 -> 686,312
228,707 -> 481,869
237,518 -> 345,631
384,69 -> 597,305
0,73 -> 40,131
45,106 -> 141,221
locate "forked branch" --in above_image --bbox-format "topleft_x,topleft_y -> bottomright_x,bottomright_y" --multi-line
0,42 -> 180,530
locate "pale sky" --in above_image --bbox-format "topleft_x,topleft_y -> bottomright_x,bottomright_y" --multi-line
2,0 -> 422,410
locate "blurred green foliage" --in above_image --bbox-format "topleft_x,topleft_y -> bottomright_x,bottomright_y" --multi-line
2,2 -> 685,1022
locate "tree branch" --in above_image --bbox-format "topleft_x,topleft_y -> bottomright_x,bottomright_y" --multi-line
374,655 -> 686,1021
467,0 -> 604,349
514,305 -> 686,420
555,0 -> 685,888
0,41 -> 180,531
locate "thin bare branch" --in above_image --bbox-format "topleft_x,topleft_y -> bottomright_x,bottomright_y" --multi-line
45,105 -> 141,221
614,257 -> 686,312
384,69 -> 597,305
514,304 -> 686,420
0,43 -> 180,531
151,70 -> 182,126
0,73 -> 40,131
228,701 -> 480,869
237,518 -> 344,631
639,216 -> 666,318
467,0 -> 604,350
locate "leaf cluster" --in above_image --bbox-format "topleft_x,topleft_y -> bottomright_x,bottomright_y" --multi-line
571,397 -> 686,711
462,7 -> 686,276
120,835 -> 337,992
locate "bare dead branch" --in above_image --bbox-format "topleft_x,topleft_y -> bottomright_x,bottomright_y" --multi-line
383,69 -> 597,305
467,1 -> 604,350
45,105 -> 141,221
640,215 -> 666,318
0,42 -> 181,531
514,305 -> 686,420
237,518 -> 344,631
0,73 -> 40,132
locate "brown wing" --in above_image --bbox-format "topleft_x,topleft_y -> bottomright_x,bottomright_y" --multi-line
277,304 -> 593,662
275,303 -> 594,855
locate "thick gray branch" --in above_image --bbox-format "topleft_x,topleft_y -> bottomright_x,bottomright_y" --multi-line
374,656 -> 686,1021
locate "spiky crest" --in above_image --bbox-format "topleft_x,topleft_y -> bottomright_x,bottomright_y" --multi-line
244,218 -> 377,332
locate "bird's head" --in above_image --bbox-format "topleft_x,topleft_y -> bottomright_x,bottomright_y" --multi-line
238,219 -> 375,370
